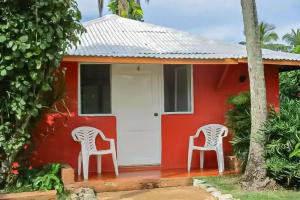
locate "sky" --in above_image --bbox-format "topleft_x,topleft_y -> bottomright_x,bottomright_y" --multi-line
76,0 -> 300,43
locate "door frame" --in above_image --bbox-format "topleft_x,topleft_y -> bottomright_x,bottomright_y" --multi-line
111,64 -> 164,166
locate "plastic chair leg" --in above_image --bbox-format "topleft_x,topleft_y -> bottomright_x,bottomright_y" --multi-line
82,154 -> 90,180
112,150 -> 119,176
200,151 -> 204,169
216,148 -> 224,173
97,155 -> 102,174
78,152 -> 82,176
187,146 -> 193,172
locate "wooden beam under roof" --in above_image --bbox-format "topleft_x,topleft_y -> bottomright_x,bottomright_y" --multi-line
62,56 -> 239,65
238,59 -> 300,66
62,56 -> 300,66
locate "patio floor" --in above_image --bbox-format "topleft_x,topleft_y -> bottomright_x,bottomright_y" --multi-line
66,167 -> 235,193
99,186 -> 215,200
75,167 -> 231,182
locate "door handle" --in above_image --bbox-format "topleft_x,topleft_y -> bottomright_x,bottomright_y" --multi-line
154,112 -> 159,117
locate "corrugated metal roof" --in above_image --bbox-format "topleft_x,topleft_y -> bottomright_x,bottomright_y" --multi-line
67,15 -> 300,61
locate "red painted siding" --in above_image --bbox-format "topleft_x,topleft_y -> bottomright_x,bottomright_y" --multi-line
31,62 -> 279,172
161,64 -> 279,169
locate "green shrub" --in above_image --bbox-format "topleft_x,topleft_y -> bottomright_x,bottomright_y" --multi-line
280,70 -> 300,100
0,0 -> 84,187
265,98 -> 300,187
225,92 -> 251,170
4,164 -> 64,194
290,143 -> 300,159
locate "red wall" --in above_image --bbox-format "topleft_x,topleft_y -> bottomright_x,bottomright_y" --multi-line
161,64 -> 279,169
31,62 -> 279,172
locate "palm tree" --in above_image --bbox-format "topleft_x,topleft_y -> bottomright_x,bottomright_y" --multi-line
98,0 -> 104,17
240,22 -> 279,49
259,22 -> 279,45
98,0 -> 149,17
283,29 -> 300,47
240,0 -> 269,190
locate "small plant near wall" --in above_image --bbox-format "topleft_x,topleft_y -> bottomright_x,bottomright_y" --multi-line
225,92 -> 251,171
279,70 -> 300,100
3,164 -> 64,194
226,93 -> 300,188
265,98 -> 300,188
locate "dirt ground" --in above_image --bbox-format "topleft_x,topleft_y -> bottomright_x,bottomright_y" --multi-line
98,186 -> 215,200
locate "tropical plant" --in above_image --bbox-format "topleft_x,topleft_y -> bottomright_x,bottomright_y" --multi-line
293,46 -> 300,54
225,92 -> 251,171
240,22 -> 281,49
0,0 -> 84,189
259,22 -> 279,45
240,22 -> 290,51
32,164 -> 63,193
240,0 -> 269,190
108,0 -> 143,20
283,29 -> 300,53
98,0 -> 149,20
265,98 -> 300,187
280,70 -> 300,100
4,164 -> 64,194
290,143 -> 300,159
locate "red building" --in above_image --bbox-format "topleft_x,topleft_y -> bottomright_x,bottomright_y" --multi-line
32,15 -> 300,174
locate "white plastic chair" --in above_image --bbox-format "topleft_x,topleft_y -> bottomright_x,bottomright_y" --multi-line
187,124 -> 228,173
71,126 -> 119,180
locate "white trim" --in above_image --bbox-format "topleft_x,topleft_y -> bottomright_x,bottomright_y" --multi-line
78,63 -> 113,116
162,64 -> 194,115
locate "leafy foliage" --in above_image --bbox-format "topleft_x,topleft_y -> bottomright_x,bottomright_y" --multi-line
280,70 -> 300,100
225,92 -> 251,170
289,143 -> 300,159
259,22 -> 279,45
0,0 -> 84,188
3,164 -> 64,194
226,92 -> 300,187
265,99 -> 300,187
98,0 -> 147,18
283,29 -> 300,48
108,0 -> 144,21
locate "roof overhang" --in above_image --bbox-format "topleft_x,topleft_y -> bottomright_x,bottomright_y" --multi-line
62,55 -> 239,65
238,59 -> 300,67
63,55 -> 300,67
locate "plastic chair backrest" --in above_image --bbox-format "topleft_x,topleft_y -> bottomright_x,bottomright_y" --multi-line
71,126 -> 107,153
196,124 -> 228,148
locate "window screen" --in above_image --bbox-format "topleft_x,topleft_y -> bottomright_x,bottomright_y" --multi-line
164,64 -> 192,112
80,64 -> 111,114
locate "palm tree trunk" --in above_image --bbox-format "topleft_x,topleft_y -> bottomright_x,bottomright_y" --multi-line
118,0 -> 129,16
240,0 -> 271,191
98,0 -> 104,17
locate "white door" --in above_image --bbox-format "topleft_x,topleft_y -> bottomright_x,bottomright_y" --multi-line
112,64 -> 162,166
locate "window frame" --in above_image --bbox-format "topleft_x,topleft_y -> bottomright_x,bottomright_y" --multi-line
162,64 -> 194,115
78,63 -> 114,116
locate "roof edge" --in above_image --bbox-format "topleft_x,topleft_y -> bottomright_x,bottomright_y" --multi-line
62,55 -> 239,65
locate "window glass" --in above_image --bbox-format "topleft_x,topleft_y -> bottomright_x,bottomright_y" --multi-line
80,64 -> 111,114
164,65 -> 192,112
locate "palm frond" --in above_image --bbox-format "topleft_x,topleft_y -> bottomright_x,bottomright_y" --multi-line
283,29 -> 300,46
259,22 -> 278,44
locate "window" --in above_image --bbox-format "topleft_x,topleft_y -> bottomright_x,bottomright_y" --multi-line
164,64 -> 192,113
79,64 -> 111,114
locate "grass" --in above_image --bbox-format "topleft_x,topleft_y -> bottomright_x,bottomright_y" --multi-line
200,175 -> 300,200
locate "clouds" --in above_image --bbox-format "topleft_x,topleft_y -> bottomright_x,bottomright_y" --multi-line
76,0 -> 300,43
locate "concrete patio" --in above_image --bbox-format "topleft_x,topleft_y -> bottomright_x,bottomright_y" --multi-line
99,186 -> 215,200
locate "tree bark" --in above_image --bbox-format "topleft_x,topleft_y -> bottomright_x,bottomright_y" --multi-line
118,0 -> 129,17
240,0 -> 270,190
